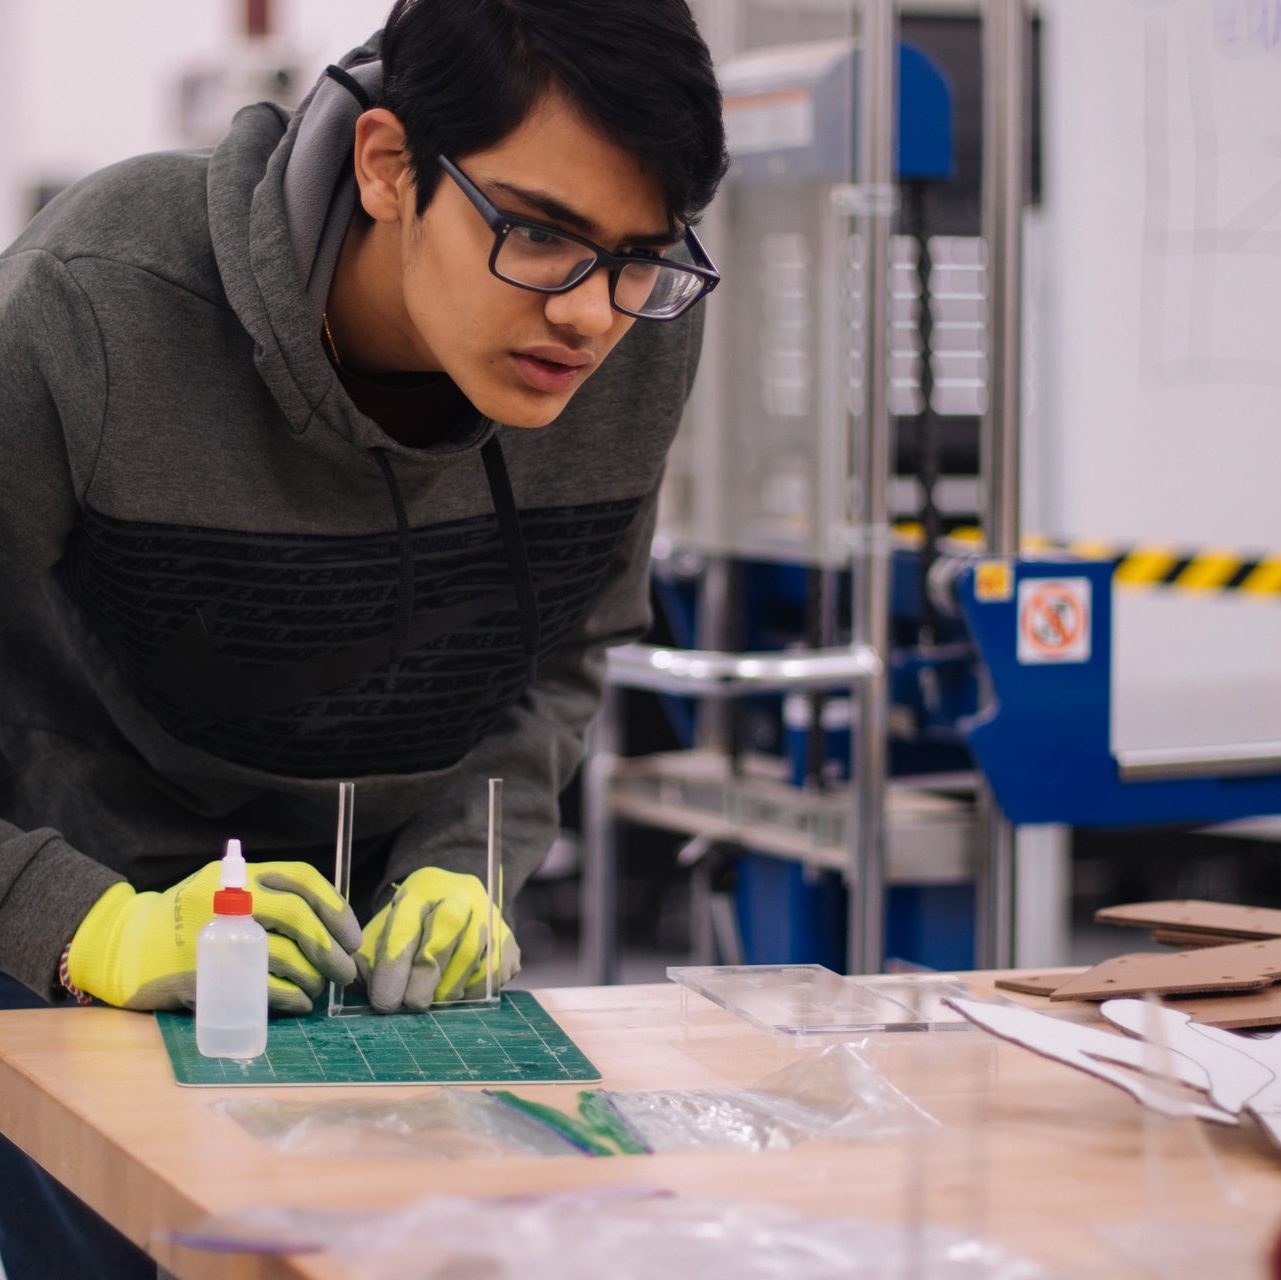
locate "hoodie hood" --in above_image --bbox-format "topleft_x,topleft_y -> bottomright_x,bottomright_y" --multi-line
282,57 -> 382,326
206,36 -> 471,457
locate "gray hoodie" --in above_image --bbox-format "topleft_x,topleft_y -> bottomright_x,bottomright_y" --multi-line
0,38 -> 701,1000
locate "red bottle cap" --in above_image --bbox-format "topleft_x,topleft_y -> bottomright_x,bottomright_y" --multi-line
213,887 -> 254,915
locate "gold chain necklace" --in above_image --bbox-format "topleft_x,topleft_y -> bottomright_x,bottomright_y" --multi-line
321,312 -> 342,367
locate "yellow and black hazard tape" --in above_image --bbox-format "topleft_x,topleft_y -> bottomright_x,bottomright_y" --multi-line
891,522 -> 1281,598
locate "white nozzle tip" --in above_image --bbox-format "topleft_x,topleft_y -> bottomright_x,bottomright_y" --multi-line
220,838 -> 248,889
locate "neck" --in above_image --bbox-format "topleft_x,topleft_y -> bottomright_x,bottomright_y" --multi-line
326,217 -> 436,376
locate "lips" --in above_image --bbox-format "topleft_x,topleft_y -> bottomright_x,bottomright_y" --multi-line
511,346 -> 594,393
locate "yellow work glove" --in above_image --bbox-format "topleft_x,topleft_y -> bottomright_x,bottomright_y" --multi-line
67,861 -> 362,1014
356,867 -> 521,1012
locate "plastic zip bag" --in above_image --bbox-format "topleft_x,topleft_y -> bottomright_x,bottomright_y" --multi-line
218,1088 -> 581,1160
165,1186 -> 1050,1279
600,1042 -> 936,1152
218,1043 -> 933,1159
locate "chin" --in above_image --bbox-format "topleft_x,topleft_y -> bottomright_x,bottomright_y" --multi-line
474,388 -> 574,430
499,406 -> 567,429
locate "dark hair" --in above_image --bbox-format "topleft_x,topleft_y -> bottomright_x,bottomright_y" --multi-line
378,0 -> 728,224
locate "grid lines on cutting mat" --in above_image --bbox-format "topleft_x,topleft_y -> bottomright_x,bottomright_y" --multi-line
156,990 -> 600,1086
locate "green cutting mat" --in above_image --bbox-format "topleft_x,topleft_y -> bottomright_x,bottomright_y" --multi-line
156,991 -> 600,1087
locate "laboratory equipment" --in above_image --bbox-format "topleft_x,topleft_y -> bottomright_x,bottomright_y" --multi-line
587,4 -> 994,983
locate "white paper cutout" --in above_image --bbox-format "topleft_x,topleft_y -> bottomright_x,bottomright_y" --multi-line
1186,1018 -> 1281,1149
944,997 -> 1237,1125
1099,1000 -> 1275,1116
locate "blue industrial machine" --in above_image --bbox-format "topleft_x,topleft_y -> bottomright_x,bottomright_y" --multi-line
953,557 -> 1281,827
729,552 -> 979,974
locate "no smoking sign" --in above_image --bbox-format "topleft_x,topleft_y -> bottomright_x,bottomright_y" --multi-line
1016,577 -> 1092,664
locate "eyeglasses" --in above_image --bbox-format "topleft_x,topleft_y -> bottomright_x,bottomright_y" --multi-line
437,155 -> 720,322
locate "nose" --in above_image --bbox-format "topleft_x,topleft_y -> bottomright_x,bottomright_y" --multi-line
542,267 -> 616,337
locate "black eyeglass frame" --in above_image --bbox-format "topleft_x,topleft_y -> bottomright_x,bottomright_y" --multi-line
436,155 -> 720,321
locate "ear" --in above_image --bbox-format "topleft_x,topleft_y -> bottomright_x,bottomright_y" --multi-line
353,108 -> 414,223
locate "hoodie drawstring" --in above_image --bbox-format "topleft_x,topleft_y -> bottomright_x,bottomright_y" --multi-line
370,438 -> 541,685
370,448 -> 414,676
481,437 -> 542,684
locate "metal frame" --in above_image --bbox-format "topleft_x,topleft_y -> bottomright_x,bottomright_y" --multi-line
849,0 -> 898,977
974,0 -> 1028,969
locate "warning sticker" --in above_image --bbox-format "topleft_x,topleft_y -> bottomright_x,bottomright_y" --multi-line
1017,577 -> 1091,664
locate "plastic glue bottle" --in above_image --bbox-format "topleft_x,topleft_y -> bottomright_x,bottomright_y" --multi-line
196,838 -> 268,1060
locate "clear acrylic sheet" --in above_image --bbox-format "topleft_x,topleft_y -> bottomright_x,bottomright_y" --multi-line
669,964 -> 976,1034
329,778 -> 507,1017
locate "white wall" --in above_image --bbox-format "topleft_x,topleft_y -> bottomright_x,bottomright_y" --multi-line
1036,0 -> 1281,758
0,0 -> 390,246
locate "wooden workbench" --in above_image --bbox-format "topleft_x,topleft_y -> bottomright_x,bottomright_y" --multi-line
1,979 -> 1279,1278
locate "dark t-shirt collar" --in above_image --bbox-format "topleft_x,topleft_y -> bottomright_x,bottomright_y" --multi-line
330,353 -> 474,448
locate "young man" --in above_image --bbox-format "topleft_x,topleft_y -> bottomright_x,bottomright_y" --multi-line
0,0 -> 726,1273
